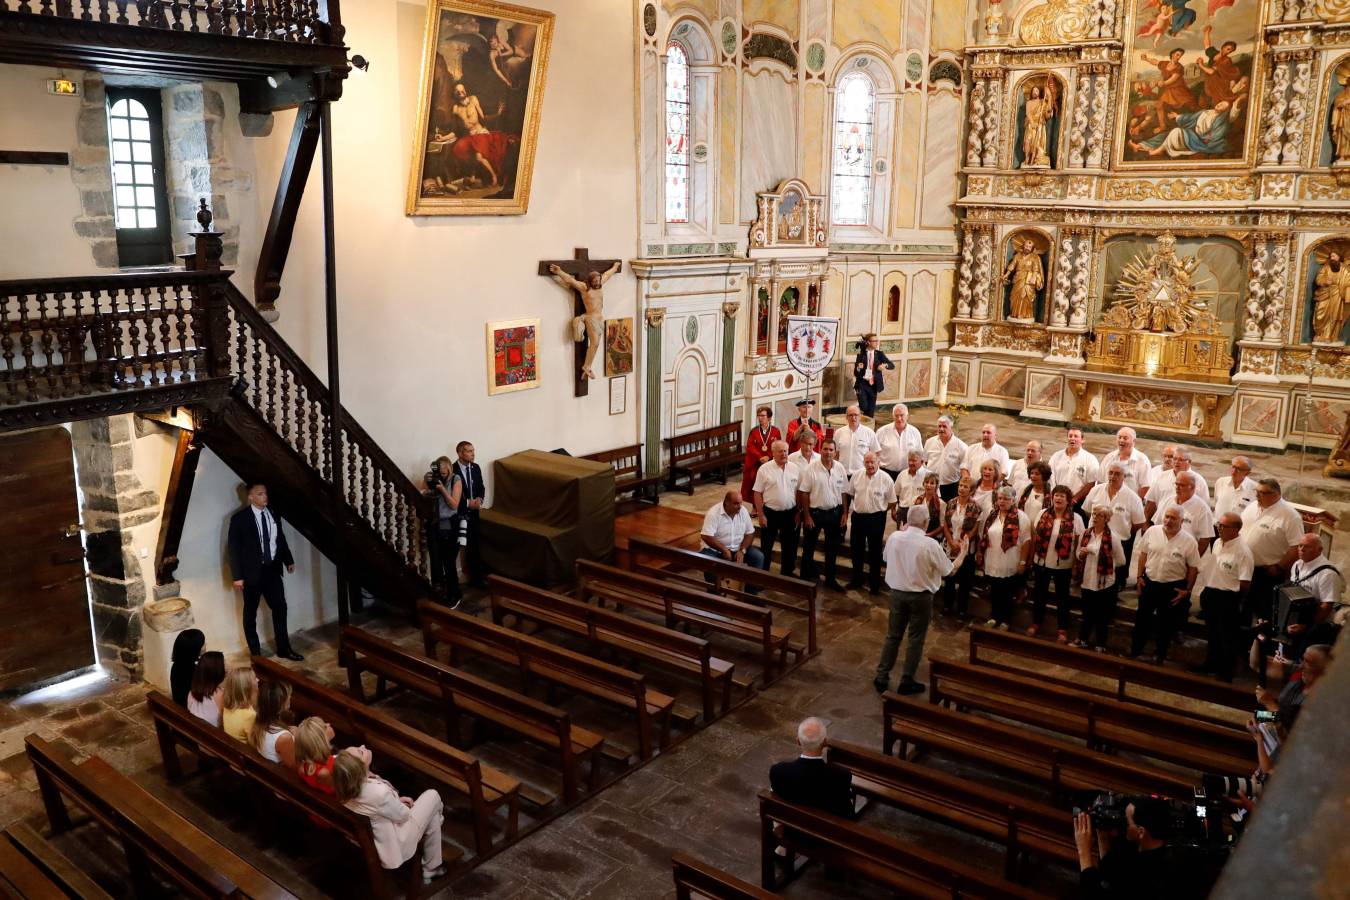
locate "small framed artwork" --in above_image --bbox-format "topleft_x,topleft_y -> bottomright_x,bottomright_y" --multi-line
604,316 -> 634,376
486,318 -> 540,395
609,376 -> 627,416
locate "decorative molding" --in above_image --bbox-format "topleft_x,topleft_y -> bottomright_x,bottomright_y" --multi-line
644,307 -> 667,328
1103,177 -> 1257,202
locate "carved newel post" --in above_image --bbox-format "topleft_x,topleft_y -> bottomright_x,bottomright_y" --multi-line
189,198 -> 224,272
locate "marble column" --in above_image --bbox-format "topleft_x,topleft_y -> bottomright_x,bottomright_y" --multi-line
1084,67 -> 1114,169
965,79 -> 987,167
1235,237 -> 1285,383
979,72 -> 1004,169
643,307 -> 666,477
1259,54 -> 1292,165
970,226 -> 995,319
1067,69 -> 1093,168
719,301 -> 739,423
1280,53 -> 1317,167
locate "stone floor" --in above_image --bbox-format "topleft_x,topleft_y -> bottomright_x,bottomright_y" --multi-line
3,407 -> 1320,898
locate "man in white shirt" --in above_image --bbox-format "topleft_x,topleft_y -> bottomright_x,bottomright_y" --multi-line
1146,447 -> 1210,519
1048,427 -> 1100,510
894,450 -> 930,506
1240,477 -> 1304,624
875,404 -> 923,480
1193,514 -> 1253,681
924,415 -> 968,501
844,452 -> 897,595
1008,440 -> 1046,496
1142,445 -> 1176,501
1150,471 -> 1214,554
1289,533 -> 1344,606
1213,456 -> 1257,519
1083,462 -> 1147,592
753,440 -> 803,578
787,428 -> 818,469
960,423 -> 1011,483
1132,506 -> 1201,663
1097,426 -> 1152,496
873,505 -> 953,696
797,437 -> 849,591
833,405 -> 877,475
700,490 -> 763,588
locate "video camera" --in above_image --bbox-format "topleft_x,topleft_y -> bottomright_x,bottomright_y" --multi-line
1076,791 -> 1233,857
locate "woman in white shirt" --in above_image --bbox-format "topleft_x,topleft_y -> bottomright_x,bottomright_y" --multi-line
1075,504 -> 1127,651
941,478 -> 985,618
1017,461 -> 1051,526
1029,485 -> 1084,641
917,473 -> 945,541
977,487 -> 1030,630
972,460 -> 1001,513
186,651 -> 225,727
250,680 -> 297,766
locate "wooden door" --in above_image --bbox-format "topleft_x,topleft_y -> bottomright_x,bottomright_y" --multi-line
0,428 -> 94,691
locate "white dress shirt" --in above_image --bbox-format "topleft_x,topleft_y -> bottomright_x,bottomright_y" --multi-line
1139,525 -> 1201,582
1198,537 -> 1254,594
895,466 -> 931,505
702,503 -> 756,549
1214,476 -> 1258,519
1239,499 -> 1305,567
875,422 -> 924,471
961,442 -> 1011,480
801,458 -> 848,510
1033,512 -> 1084,570
753,460 -> 802,511
1084,483 -> 1146,541
1098,449 -> 1152,494
1150,468 -> 1210,505
251,505 -> 278,560
980,510 -> 1030,578
1079,530 -> 1128,592
1018,485 -> 1048,525
1290,554 -> 1344,604
1048,448 -> 1100,495
1151,493 -> 1215,543
1144,464 -> 1170,498
925,435 -> 968,485
834,424 -> 877,474
883,527 -> 953,593
845,469 -> 897,514
787,449 -> 817,470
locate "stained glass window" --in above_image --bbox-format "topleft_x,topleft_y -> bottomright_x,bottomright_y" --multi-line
107,98 -> 158,230
665,41 -> 690,224
830,72 -> 875,226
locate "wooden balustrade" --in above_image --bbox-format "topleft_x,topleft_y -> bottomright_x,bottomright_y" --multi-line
2,0 -> 342,45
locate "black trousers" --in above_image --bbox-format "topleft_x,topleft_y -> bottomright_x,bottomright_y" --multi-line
242,561 -> 290,656
800,506 -> 844,582
1200,587 -> 1242,680
460,508 -> 484,584
942,553 -> 977,616
939,481 -> 958,502
1032,565 -> 1073,629
856,382 -> 878,418
760,507 -> 800,576
1115,534 -> 1136,594
849,511 -> 887,591
986,574 -> 1022,624
1246,566 -> 1281,626
1079,586 -> 1119,648
430,524 -> 461,598
1131,577 -> 1189,660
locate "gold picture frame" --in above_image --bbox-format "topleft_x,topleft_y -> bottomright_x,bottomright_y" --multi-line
406,0 -> 554,216
486,317 -> 541,395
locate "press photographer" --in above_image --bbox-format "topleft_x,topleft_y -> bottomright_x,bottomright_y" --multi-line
1073,794 -> 1219,898
421,455 -> 464,606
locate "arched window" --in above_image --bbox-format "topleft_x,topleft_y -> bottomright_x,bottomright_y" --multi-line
106,88 -> 171,266
665,41 -> 691,224
830,72 -> 876,227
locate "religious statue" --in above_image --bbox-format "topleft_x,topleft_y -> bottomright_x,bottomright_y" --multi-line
1312,249 -> 1350,344
1332,87 -> 1350,166
547,260 -> 620,380
1020,81 -> 1057,169
1002,238 -> 1044,320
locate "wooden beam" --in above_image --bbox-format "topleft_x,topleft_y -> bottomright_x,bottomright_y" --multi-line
154,428 -> 203,586
0,150 -> 69,166
254,102 -> 321,313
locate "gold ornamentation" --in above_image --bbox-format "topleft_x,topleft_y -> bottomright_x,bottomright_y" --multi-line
1301,175 -> 1350,200
645,307 -> 666,328
998,174 -> 1063,199
1325,411 -> 1350,479
1237,345 -> 1278,376
1066,176 -> 1095,198
1101,387 -> 1191,427
721,301 -> 741,318
1318,1 -> 1350,24
967,175 -> 994,195
1104,178 -> 1256,202
1018,0 -> 1093,46
985,323 -> 1051,353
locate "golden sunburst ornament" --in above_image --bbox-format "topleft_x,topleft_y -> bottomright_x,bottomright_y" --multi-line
1105,232 -> 1217,334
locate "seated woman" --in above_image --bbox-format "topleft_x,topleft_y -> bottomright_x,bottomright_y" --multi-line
295,716 -> 339,795
186,651 -> 226,727
220,668 -> 258,742
1075,504 -> 1126,651
250,680 -> 296,766
170,628 -> 205,707
332,747 -> 448,883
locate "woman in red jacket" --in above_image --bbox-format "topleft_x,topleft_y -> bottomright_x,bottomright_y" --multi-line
740,406 -> 781,502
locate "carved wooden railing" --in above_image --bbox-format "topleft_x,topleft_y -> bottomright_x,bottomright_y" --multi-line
2,0 -> 344,45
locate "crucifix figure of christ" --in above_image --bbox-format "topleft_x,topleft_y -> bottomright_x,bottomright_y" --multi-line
538,248 -> 622,396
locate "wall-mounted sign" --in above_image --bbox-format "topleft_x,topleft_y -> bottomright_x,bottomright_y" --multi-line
47,79 -> 79,96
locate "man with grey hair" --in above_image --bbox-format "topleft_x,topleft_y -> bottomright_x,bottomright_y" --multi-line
769,717 -> 854,819
895,449 -> 930,506
753,440 -> 803,577
1193,512 -> 1253,681
844,452 -> 896,595
1145,447 -> 1210,520
1150,470 -> 1214,554
1008,439 -> 1046,496
1214,456 -> 1257,519
924,414 -> 968,501
833,404 -> 876,475
874,505 -> 953,695
876,403 -> 923,480
1133,505 -> 1201,663
1098,426 -> 1152,495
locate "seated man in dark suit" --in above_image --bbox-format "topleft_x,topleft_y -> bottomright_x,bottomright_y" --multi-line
769,717 -> 854,820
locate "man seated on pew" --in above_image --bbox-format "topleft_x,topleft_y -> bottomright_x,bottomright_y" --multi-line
1074,797 -> 1189,898
700,489 -> 763,594
769,717 -> 854,820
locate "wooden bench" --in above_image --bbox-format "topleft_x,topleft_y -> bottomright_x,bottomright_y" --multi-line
2,824 -> 112,900
338,626 -> 604,804
251,655 -> 520,856
576,559 -> 795,684
488,575 -> 735,722
665,422 -> 741,494
757,791 -> 1045,899
627,537 -> 819,658
826,740 -> 1075,879
882,693 -> 1195,802
582,444 -> 661,503
928,658 -> 1253,776
417,602 -> 674,761
967,624 -> 1251,728
25,733 -> 298,900
671,852 -> 775,900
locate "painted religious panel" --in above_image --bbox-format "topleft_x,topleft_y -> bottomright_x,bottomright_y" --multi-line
1118,0 -> 1260,167
604,317 -> 635,377
406,0 -> 554,215
486,318 -> 540,394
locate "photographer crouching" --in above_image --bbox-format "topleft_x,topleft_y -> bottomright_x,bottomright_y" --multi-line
421,455 -> 464,607
1073,795 -> 1214,898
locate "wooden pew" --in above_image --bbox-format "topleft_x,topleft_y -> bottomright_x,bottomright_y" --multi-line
825,741 -> 1075,879
757,791 -> 1045,899
417,602 -> 674,760
576,560 -> 795,684
487,575 -> 734,722
882,694 -> 1195,802
251,655 -> 520,856
0,830 -> 82,900
338,626 -> 604,804
2,824 -> 112,900
671,852 -> 775,900
626,537 -> 819,658
966,624 -> 1251,727
927,658 -> 1252,776
24,733 -> 298,900
582,444 -> 661,503
665,423 -> 741,494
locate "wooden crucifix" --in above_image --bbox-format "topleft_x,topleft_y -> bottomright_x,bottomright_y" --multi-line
538,247 -> 622,397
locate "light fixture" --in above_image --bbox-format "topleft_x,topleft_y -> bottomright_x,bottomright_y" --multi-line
266,70 -> 292,89
351,54 -> 370,73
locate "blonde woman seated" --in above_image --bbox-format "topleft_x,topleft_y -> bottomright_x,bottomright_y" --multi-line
332,747 -> 448,884
220,668 -> 258,742
295,717 -> 338,796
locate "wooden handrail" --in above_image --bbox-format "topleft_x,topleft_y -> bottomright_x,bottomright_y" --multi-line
3,1 -> 344,47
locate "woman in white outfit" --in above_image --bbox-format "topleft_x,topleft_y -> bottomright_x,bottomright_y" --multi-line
332,747 -> 447,884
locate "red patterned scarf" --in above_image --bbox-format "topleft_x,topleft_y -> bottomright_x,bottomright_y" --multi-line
1076,528 -> 1115,581
1018,484 -> 1042,511
977,511 -> 1020,565
1033,508 -> 1076,563
945,498 -> 982,540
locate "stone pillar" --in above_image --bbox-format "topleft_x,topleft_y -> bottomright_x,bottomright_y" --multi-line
719,301 -> 739,423
643,307 -> 666,477
71,74 -> 118,269
69,415 -> 161,681
162,82 -> 247,266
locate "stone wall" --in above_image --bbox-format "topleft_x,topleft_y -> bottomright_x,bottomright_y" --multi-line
162,82 -> 246,266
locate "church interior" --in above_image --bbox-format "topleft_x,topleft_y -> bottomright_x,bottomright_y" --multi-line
1,0 -> 1349,897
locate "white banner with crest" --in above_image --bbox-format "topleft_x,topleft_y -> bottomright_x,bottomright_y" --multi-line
784,315 -> 839,380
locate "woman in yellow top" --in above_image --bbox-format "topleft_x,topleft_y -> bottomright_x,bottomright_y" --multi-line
220,668 -> 258,741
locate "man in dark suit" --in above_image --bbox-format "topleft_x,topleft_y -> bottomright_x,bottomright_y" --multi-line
227,483 -> 302,661
455,440 -> 488,589
852,333 -> 895,420
768,717 -> 854,820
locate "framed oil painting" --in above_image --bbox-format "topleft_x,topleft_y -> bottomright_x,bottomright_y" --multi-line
486,318 -> 540,395
406,0 -> 554,216
603,317 -> 634,377
1117,0 -> 1261,168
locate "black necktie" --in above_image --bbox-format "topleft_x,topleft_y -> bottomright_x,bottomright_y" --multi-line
260,511 -> 272,563
462,465 -> 473,498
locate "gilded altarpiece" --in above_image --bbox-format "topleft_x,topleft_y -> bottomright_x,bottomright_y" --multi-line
945,0 -> 1350,449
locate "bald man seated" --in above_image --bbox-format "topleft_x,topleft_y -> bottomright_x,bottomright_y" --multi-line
768,717 -> 854,820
